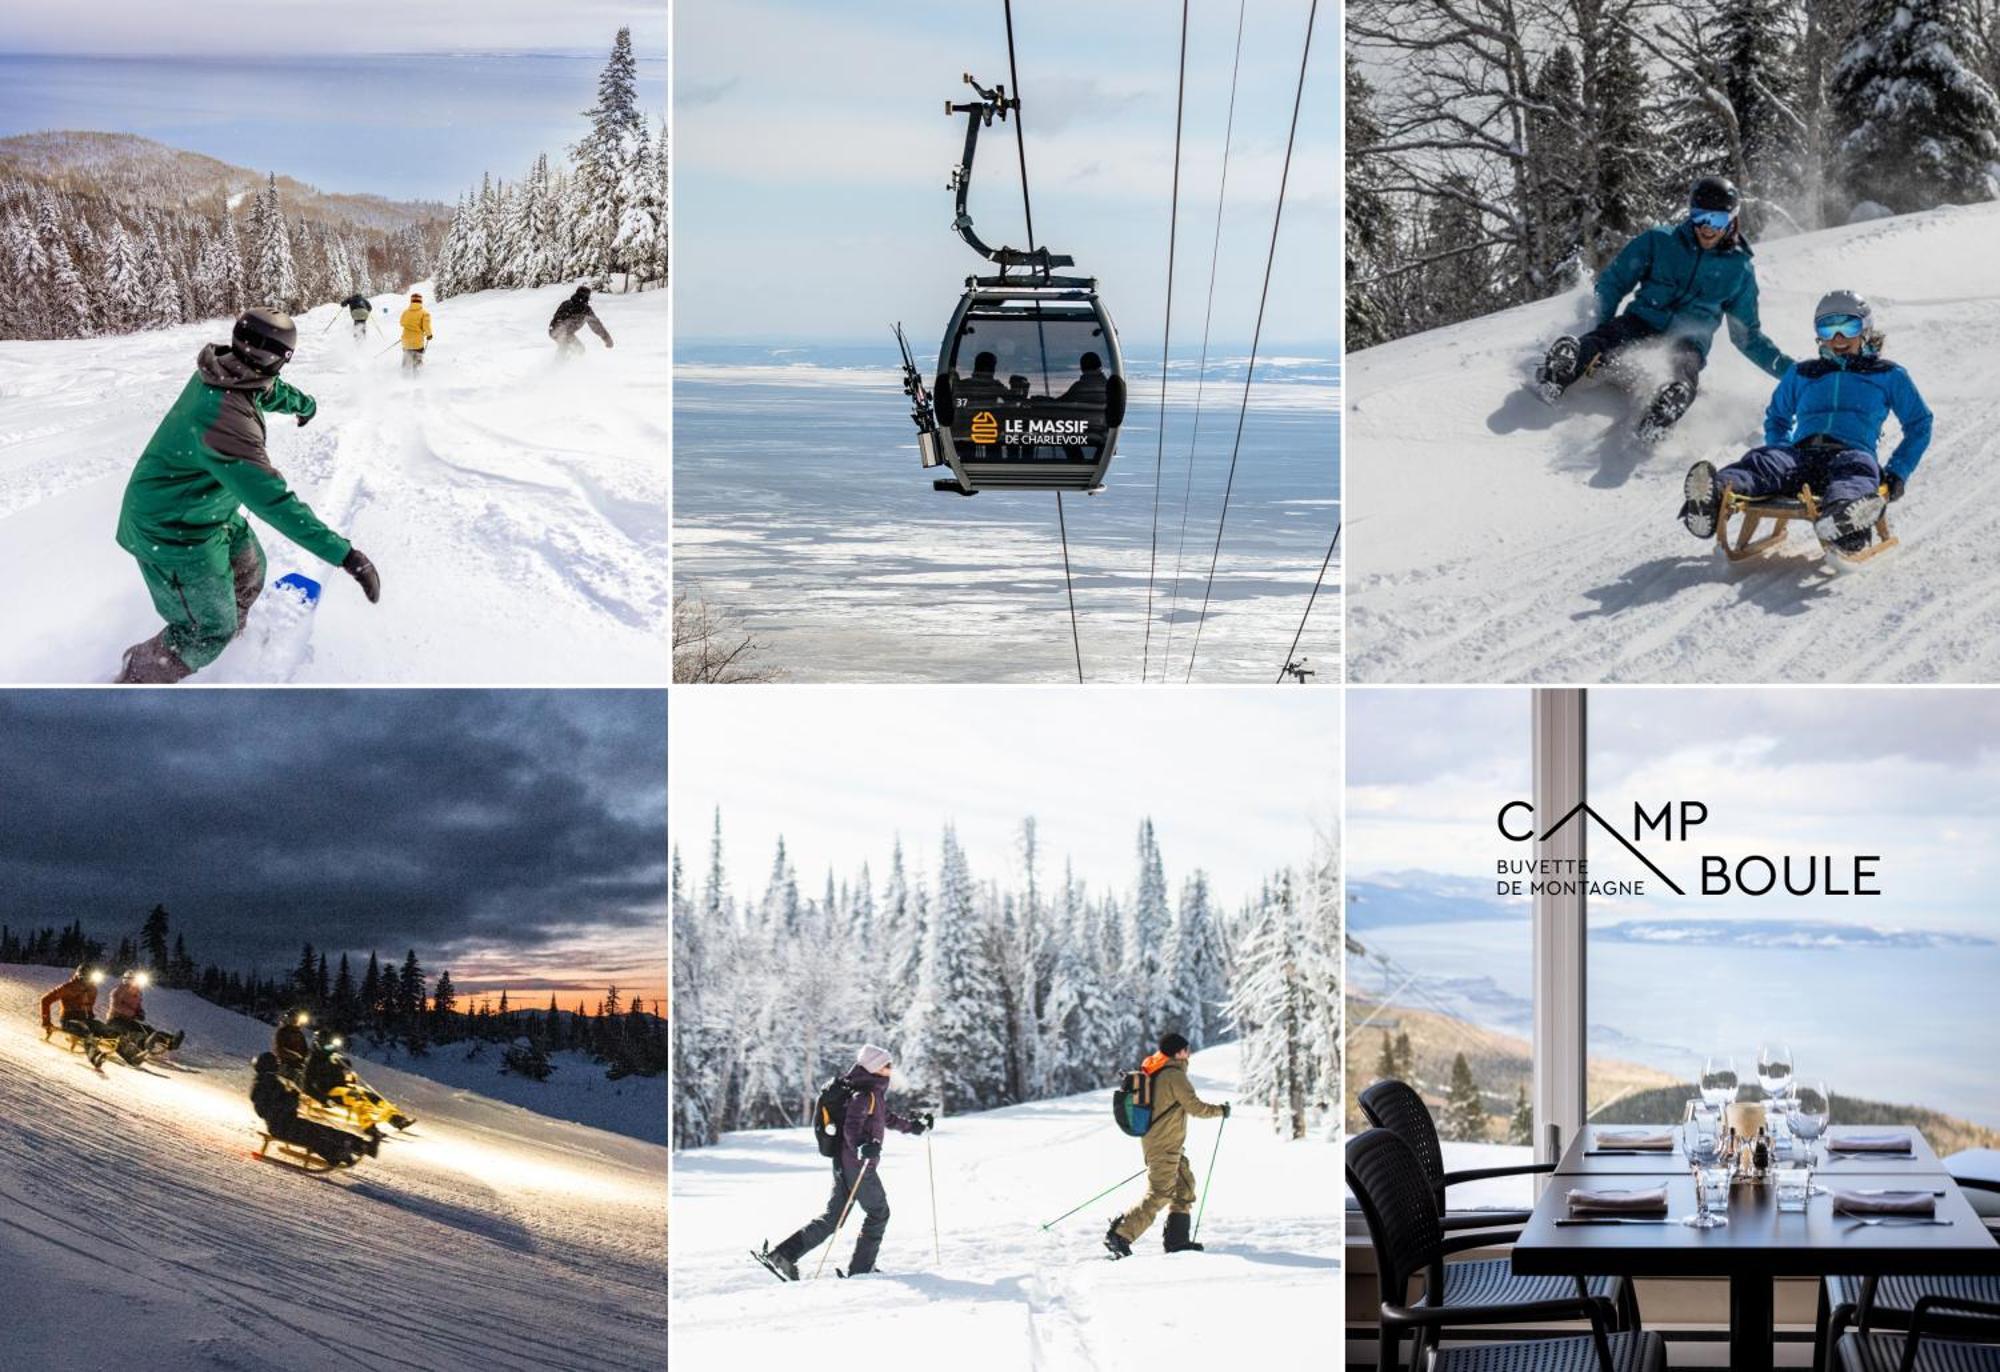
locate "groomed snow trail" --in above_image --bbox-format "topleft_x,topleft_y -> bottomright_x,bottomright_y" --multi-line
0,964 -> 667,1370
670,1043 -> 1336,1369
1346,201 -> 2000,682
0,283 -> 668,683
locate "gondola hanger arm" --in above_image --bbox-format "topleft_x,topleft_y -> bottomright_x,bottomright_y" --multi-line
945,72 -> 1073,275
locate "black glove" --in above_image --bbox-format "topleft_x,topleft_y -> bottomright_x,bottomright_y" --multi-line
908,1112 -> 933,1135
342,548 -> 381,603
1220,1102 -> 1232,1119
296,411 -> 313,428
1882,470 -> 1906,503
857,1139 -> 881,1161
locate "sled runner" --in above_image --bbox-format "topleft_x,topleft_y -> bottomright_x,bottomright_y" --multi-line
43,1023 -> 108,1069
256,1131 -> 343,1173
1716,483 -> 1898,566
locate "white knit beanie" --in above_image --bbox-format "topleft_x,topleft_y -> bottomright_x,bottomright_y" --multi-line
856,1043 -> 893,1074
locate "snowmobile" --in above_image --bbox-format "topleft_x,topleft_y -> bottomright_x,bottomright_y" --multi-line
1687,461 -> 1900,570
301,1042 -> 415,1135
1534,335 -> 1695,444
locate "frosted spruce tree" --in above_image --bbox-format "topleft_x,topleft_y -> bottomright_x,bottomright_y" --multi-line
250,174 -> 298,309
572,26 -> 645,286
1129,819 -> 1172,1035
1832,0 -> 2000,212
35,191 -> 93,337
897,826 -> 1006,1113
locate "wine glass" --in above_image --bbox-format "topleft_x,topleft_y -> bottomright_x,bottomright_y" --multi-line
1792,1081 -> 1831,1171
1758,1043 -> 1795,1108
1682,1116 -> 1727,1229
1701,1055 -> 1739,1112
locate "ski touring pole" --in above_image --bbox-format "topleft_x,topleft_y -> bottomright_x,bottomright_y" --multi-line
927,1124 -> 940,1266
1192,1113 -> 1228,1241
1039,1167 -> 1147,1231
813,1158 -> 874,1280
320,312 -> 337,333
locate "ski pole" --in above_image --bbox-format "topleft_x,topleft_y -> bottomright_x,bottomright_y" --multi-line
375,337 -> 402,358
1192,1113 -> 1228,1241
320,312 -> 337,333
813,1157 -> 874,1280
1039,1167 -> 1147,1231
927,1123 -> 940,1266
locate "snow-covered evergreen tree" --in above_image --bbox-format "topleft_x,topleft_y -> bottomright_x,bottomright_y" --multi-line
897,827 -> 1006,1113
1833,0 -> 2000,212
101,220 -> 145,332
251,174 -> 298,308
34,192 -> 92,337
570,27 -> 645,287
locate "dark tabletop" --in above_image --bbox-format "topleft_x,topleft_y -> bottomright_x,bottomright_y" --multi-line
1554,1124 -> 1946,1176
1514,1171 -> 2000,1278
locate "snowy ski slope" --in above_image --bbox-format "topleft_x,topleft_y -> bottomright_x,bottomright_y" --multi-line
0,964 -> 668,1369
0,282 -> 668,684
1346,201 -> 2000,682
671,1042 -> 1337,1369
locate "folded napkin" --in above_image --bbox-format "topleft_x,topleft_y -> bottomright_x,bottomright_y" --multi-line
1827,1132 -> 1913,1154
1594,1128 -> 1675,1150
1832,1189 -> 1936,1216
1567,1185 -> 1670,1215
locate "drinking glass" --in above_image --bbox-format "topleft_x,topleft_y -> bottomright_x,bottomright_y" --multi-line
1685,1164 -> 1732,1228
1684,1114 -> 1722,1168
1792,1081 -> 1831,1171
1701,1055 -> 1739,1111
1758,1043 -> 1795,1108
1774,1162 -> 1811,1212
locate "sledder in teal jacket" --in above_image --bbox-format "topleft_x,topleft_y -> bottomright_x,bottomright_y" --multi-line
113,308 -> 378,683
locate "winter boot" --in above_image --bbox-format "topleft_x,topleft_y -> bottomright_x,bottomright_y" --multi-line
363,1132 -> 382,1159
1164,1212 -> 1205,1253
115,632 -> 193,685
169,1030 -> 186,1051
1679,461 -> 1721,539
85,1040 -> 108,1070
1104,1216 -> 1134,1260
754,1242 -> 800,1282
1816,494 -> 1886,557
118,1038 -> 145,1066
1534,335 -> 1581,403
1636,380 -> 1694,443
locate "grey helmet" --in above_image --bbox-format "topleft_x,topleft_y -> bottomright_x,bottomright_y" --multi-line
1814,289 -> 1882,354
232,307 -> 298,374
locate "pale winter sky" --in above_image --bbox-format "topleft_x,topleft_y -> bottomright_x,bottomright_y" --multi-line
673,0 -> 1336,345
670,687 -> 1338,912
0,1 -> 667,55
1347,687 -> 2000,934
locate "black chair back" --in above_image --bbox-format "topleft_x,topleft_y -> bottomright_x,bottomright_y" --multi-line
1361,1078 -> 1449,1200
1347,1125 -> 1445,1305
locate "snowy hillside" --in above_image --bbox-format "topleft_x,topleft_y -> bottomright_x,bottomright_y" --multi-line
352,1039 -> 666,1146
0,963 -> 667,1368
1346,201 -> 2000,682
0,282 -> 668,683
671,1042 -> 1337,1368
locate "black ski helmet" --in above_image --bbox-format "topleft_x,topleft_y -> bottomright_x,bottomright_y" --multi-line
1689,176 -> 1740,215
233,308 -> 297,374
574,285 -> 591,302
253,1051 -> 279,1074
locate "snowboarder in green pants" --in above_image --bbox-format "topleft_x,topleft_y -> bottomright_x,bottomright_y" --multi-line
113,308 -> 380,682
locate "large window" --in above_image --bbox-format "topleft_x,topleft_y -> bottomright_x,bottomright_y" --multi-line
1346,688 -> 1536,1209
1584,689 -> 2000,1157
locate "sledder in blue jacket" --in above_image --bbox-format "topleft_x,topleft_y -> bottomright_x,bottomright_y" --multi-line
1679,289 -> 1931,559
1537,176 -> 1793,440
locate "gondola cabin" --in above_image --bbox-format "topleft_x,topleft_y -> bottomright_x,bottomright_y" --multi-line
920,281 -> 1125,494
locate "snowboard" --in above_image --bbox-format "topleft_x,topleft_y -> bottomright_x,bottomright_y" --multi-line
750,1247 -> 798,1283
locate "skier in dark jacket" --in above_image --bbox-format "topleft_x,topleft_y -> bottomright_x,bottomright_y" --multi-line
114,308 -> 380,682
341,293 -> 372,338
1536,176 -> 1793,440
251,1051 -> 375,1167
549,285 -> 614,358
1680,289 -> 1932,559
273,1009 -> 312,1078
756,1044 -> 933,1279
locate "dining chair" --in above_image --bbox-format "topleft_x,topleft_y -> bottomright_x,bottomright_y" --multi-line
1817,1179 -> 2000,1371
1348,1126 -> 1664,1372
1359,1077 -> 1643,1335
1833,1294 -> 2000,1371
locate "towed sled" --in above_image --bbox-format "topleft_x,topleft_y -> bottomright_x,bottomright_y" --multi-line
255,1130 -> 357,1173
1714,482 -> 1899,570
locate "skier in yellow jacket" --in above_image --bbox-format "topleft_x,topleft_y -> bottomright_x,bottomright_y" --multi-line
399,292 -> 433,372
1106,1032 -> 1229,1257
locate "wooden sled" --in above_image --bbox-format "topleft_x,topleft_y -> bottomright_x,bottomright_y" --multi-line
1716,484 -> 1899,566
256,1132 -> 340,1173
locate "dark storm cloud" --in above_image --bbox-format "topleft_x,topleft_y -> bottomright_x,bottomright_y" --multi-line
0,691 -> 666,971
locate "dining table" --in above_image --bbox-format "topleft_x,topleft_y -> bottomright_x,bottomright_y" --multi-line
1512,1124 -> 2000,1371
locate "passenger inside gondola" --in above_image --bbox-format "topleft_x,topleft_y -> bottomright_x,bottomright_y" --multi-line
1060,352 -> 1108,405
957,351 -> 1007,407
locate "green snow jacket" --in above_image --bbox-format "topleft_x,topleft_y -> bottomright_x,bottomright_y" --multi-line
1595,222 -> 1791,378
116,345 -> 351,568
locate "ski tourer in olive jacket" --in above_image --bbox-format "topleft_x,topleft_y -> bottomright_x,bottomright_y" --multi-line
115,343 -> 351,570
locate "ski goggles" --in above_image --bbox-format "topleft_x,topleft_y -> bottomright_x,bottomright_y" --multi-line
1814,314 -> 1866,340
1688,207 -> 1736,232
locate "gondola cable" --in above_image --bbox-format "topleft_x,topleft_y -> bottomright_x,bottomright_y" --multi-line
1277,521 -> 1339,684
1160,0 -> 1248,681
1141,0 -> 1192,684
1183,0 -> 1319,683
1001,0 -> 1085,683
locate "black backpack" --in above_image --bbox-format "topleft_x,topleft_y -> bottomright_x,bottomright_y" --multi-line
814,1075 -> 859,1157
1112,1067 -> 1179,1137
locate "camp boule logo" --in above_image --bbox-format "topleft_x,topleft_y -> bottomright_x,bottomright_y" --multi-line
970,411 -> 999,444
1489,799 -> 1884,899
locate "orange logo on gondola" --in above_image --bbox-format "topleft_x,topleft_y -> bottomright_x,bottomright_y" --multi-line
970,411 -> 999,444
